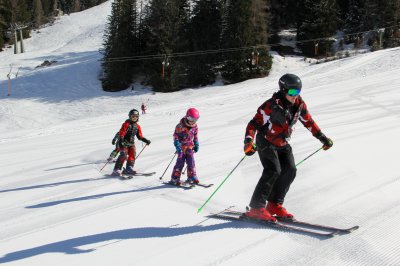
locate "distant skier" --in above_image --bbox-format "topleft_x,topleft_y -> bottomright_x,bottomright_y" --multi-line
243,73 -> 333,222
111,109 -> 151,176
170,108 -> 200,185
141,103 -> 147,114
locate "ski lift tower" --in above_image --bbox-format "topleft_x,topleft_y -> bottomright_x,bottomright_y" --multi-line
12,23 -> 28,54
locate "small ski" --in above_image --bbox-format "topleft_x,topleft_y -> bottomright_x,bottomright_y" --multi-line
186,182 -> 214,188
120,175 -> 134,180
163,181 -> 194,189
224,209 -> 359,234
133,172 -> 156,177
209,212 -> 338,238
105,174 -> 134,179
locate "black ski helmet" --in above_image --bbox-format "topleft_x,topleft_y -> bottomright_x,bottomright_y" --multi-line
129,109 -> 139,117
278,73 -> 302,93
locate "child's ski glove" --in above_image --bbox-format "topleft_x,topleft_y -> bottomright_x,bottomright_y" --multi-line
193,141 -> 199,153
112,135 -> 119,145
142,138 -> 151,145
174,139 -> 182,153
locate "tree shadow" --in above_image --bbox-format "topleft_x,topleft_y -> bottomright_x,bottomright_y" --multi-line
0,176 -> 111,194
44,162 -> 101,171
0,219 -> 328,263
25,184 -> 167,208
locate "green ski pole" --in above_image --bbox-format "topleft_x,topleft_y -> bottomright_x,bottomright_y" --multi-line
296,147 -> 323,167
197,155 -> 247,213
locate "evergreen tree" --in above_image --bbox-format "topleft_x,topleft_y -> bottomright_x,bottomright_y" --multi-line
297,0 -> 339,57
0,0 -> 8,49
72,0 -> 80,12
185,0 -> 222,87
220,0 -> 271,84
33,0 -> 45,28
101,0 -> 138,91
344,0 -> 365,34
382,0 -> 400,48
336,0 -> 349,27
141,0 -> 190,92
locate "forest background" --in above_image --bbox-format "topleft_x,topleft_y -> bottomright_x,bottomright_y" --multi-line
1,0 -> 400,92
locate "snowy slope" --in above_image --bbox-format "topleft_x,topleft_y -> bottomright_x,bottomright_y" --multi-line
1,1 -> 400,265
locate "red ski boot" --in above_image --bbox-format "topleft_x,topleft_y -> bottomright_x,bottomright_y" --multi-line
266,202 -> 294,219
244,207 -> 277,222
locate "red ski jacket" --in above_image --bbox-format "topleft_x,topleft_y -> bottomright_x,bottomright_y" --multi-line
118,119 -> 144,145
245,92 -> 321,147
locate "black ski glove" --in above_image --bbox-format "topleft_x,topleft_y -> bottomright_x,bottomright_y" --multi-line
112,134 -> 119,145
244,138 -> 257,156
142,138 -> 151,145
316,132 -> 333,150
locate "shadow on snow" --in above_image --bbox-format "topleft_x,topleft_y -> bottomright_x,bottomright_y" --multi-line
0,220 -> 329,263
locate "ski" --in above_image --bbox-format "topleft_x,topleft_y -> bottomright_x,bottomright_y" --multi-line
133,172 -> 156,177
163,181 -> 194,189
186,182 -> 214,188
209,212 -> 338,238
106,172 -> 156,180
120,175 -> 134,180
224,209 -> 359,234
277,217 -> 359,234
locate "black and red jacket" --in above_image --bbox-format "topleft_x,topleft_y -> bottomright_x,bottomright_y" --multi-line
245,92 -> 321,147
118,119 -> 144,146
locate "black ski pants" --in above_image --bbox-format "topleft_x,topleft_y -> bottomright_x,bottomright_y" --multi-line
249,134 -> 297,209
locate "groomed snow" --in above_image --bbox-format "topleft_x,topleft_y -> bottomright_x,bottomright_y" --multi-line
1,1 -> 400,265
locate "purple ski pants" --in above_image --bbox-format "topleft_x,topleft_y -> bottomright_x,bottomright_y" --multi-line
171,149 -> 196,179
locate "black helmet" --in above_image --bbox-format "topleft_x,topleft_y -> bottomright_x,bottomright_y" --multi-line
129,109 -> 139,117
278,73 -> 302,93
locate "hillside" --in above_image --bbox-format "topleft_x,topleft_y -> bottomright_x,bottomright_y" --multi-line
1,1 -> 400,265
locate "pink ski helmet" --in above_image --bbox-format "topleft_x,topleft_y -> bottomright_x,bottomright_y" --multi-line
185,108 -> 200,126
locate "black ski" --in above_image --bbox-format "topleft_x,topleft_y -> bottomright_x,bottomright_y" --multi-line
133,172 -> 156,177
209,212 -> 338,238
277,217 -> 359,233
224,209 -> 359,234
163,181 -> 194,189
120,174 -> 134,180
186,182 -> 214,188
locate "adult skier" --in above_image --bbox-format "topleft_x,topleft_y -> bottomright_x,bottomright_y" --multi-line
112,109 -> 151,176
243,73 -> 333,222
170,108 -> 200,185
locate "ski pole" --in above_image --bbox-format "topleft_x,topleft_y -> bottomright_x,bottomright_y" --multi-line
159,153 -> 177,180
135,144 -> 148,160
197,155 -> 247,213
296,147 -> 323,167
182,165 -> 187,174
99,159 -> 111,172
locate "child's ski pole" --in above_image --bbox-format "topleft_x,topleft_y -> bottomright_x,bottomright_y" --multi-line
99,160 -> 110,172
135,144 -> 148,160
159,153 -> 177,180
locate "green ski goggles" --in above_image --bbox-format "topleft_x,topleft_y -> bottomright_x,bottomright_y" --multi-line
287,87 -> 301,96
